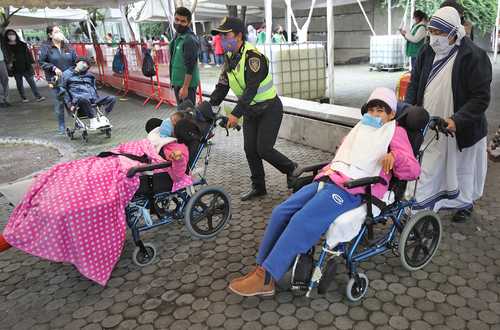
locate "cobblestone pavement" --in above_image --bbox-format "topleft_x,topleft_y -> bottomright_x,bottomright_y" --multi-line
0,64 -> 500,330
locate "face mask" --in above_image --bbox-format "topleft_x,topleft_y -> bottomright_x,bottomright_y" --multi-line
7,35 -> 16,42
221,38 -> 238,53
361,113 -> 383,129
159,119 -> 174,137
52,32 -> 65,42
429,35 -> 454,56
75,61 -> 89,72
174,24 -> 188,34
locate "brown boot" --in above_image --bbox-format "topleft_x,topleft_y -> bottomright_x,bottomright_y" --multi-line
228,266 -> 275,297
230,266 -> 259,284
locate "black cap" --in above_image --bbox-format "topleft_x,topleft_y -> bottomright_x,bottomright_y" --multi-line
211,16 -> 244,36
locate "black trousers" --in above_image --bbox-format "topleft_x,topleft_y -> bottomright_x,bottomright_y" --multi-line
173,86 -> 197,105
243,97 -> 295,189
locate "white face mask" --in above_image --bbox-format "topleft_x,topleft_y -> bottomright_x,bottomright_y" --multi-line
429,34 -> 454,56
75,61 -> 89,72
52,32 -> 65,42
7,35 -> 16,42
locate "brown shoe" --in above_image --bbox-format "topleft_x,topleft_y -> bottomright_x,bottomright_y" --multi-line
228,266 -> 275,297
230,266 -> 258,284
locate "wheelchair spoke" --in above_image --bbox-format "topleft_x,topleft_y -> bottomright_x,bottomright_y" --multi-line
207,215 -> 214,231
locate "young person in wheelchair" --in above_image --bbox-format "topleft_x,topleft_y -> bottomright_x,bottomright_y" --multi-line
229,87 -> 421,297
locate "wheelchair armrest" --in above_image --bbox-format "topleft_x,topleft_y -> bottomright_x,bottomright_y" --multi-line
294,162 -> 330,177
343,176 -> 387,189
126,161 -> 172,178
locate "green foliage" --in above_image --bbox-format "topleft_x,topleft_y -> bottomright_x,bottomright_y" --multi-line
139,22 -> 165,39
380,0 -> 497,34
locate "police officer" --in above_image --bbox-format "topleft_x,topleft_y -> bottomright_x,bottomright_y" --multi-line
209,17 -> 299,201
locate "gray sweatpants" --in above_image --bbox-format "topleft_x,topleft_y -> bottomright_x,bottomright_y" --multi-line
0,61 -> 9,103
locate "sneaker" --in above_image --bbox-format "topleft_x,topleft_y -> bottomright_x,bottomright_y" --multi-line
36,96 -> 46,102
22,98 -> 29,103
452,207 -> 473,223
228,266 -> 275,297
89,118 -> 100,130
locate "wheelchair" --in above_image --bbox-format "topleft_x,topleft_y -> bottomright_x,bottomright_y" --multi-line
124,105 -> 236,266
288,107 -> 447,302
49,77 -> 113,142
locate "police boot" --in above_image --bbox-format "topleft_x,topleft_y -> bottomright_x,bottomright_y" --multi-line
241,184 -> 267,201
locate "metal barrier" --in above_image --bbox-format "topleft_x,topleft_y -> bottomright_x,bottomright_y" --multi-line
29,42 -> 202,109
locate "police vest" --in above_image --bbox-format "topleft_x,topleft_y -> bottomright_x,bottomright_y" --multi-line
227,43 -> 277,104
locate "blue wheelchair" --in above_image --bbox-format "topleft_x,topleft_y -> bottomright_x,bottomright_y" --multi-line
289,107 -> 446,301
124,103 -> 236,266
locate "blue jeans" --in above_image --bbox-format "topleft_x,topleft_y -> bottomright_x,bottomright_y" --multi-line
51,88 -> 65,132
202,51 -> 210,64
215,55 -> 224,65
257,181 -> 362,280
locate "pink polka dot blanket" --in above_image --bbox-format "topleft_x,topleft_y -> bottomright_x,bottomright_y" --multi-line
4,139 -> 191,285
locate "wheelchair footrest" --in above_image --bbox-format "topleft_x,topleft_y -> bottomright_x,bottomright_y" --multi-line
291,253 -> 314,290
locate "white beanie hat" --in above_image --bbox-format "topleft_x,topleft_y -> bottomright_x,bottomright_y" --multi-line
367,87 -> 397,113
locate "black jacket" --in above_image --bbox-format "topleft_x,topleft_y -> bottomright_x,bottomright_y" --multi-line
5,42 -> 34,75
405,37 -> 492,150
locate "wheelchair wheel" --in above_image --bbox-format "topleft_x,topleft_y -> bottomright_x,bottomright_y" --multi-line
105,128 -> 111,138
132,242 -> 157,266
399,210 -> 442,271
81,130 -> 88,143
346,273 -> 369,302
184,186 -> 231,239
317,258 -> 336,294
66,128 -> 74,140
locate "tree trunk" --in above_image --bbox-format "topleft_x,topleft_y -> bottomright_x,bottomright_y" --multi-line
226,5 -> 238,17
0,7 -> 21,36
240,6 -> 247,25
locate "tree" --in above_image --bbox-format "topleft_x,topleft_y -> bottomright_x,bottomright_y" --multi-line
384,0 -> 496,34
0,7 -> 22,35
79,8 -> 104,43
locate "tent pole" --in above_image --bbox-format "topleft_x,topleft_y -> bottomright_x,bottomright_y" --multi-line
387,0 -> 392,35
86,19 -> 94,43
356,0 -> 376,36
119,3 -> 131,41
192,13 -> 197,35
327,0 -> 334,103
286,5 -> 292,42
494,0 -> 500,63
265,0 -> 272,43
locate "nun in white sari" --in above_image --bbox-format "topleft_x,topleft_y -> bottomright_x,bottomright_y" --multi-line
405,6 -> 492,222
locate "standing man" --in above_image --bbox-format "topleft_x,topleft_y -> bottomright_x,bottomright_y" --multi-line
405,6 -> 492,222
169,7 -> 200,105
399,10 -> 428,70
209,17 -> 299,201
0,44 -> 10,108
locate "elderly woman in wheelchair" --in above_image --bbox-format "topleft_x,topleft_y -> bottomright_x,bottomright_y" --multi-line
229,87 -> 443,301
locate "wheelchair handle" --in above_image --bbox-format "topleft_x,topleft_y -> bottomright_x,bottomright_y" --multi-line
428,116 -> 454,138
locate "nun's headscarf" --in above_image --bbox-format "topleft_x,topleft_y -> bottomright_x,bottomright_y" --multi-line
428,6 -> 466,44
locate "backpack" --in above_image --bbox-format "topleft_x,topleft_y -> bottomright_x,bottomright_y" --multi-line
142,50 -> 156,77
112,48 -> 125,74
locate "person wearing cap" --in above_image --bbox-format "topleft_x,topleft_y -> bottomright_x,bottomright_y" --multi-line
405,6 -> 491,223
61,57 -> 116,129
228,87 -> 420,297
169,7 -> 200,105
209,16 -> 299,201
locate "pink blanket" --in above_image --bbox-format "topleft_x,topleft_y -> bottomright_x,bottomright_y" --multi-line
4,139 -> 185,285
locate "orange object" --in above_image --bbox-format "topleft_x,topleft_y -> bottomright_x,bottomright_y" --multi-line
396,72 -> 411,101
0,234 -> 11,252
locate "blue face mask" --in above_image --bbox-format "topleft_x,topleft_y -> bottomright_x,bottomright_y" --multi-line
159,119 -> 174,137
361,113 -> 383,128
221,37 -> 238,53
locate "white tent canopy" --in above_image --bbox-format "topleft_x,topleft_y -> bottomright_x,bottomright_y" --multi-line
9,8 -> 88,29
5,0 -> 136,8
